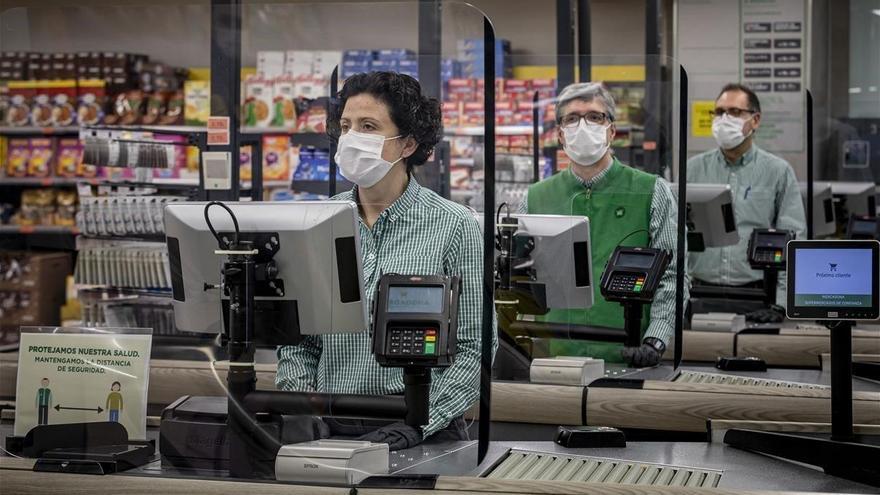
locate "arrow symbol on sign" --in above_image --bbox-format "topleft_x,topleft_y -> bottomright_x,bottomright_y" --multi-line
54,404 -> 104,413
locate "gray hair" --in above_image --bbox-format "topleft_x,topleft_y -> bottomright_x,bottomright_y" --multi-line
555,82 -> 616,123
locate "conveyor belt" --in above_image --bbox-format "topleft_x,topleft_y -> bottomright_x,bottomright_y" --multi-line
485,449 -> 722,487
675,370 -> 829,389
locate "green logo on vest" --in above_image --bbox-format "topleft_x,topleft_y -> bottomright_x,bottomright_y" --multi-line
615,207 -> 626,218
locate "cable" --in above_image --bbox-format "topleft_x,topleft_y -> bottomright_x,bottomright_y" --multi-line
203,201 -> 240,249
495,202 -> 511,238
615,228 -> 649,247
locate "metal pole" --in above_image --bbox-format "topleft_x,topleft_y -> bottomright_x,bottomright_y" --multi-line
556,0 -> 575,92
806,90 -> 814,240
577,0 -> 591,82
209,0 -> 241,202
532,91 -> 540,183
329,66 -> 339,197
643,0 -> 661,174
674,66 -> 688,370
830,322 -> 854,441
417,0 -> 444,195
478,15 -> 496,465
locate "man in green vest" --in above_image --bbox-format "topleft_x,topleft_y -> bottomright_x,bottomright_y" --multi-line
521,82 -> 683,367
36,377 -> 52,425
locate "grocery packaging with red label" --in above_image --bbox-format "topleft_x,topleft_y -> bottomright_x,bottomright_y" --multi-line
30,82 -> 54,127
272,75 -> 298,128
51,81 -> 77,127
76,79 -> 106,126
6,82 -> 34,127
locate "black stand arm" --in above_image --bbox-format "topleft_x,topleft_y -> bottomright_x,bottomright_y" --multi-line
623,302 -> 644,348
724,320 -> 880,487
762,268 -> 779,306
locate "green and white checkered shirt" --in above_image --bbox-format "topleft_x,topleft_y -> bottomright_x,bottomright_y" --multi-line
276,178 -> 496,437
687,144 -> 806,306
520,161 -> 684,346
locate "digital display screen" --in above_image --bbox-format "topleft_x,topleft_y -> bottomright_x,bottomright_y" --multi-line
387,285 -> 443,314
793,248 -> 874,308
205,158 -> 228,179
852,219 -> 877,234
617,252 -> 655,269
756,232 -> 788,248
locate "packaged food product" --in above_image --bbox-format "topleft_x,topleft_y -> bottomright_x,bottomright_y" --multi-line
56,138 -> 83,177
30,81 -> 53,127
293,146 -> 313,180
239,145 -> 253,181
104,90 -> 145,125
55,190 -> 77,226
6,139 -> 29,177
17,188 -> 56,226
271,76 -> 298,128
302,98 -> 327,133
27,138 -> 54,177
158,89 -> 184,126
242,76 -> 273,127
139,91 -> 162,125
51,80 -> 77,127
152,133 -> 185,178
442,101 -> 462,128
256,51 -> 285,79
6,81 -> 34,126
76,79 -> 106,126
184,80 -> 210,126
262,135 -> 290,181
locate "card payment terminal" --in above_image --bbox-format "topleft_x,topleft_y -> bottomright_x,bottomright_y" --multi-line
600,246 -> 670,304
371,274 -> 461,368
748,228 -> 793,269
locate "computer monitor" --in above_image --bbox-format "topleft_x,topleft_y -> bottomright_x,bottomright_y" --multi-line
847,215 -> 880,240
786,240 -> 879,321
164,201 -> 368,341
672,183 -> 739,250
473,214 -> 593,310
799,181 -> 837,238
830,181 -> 877,217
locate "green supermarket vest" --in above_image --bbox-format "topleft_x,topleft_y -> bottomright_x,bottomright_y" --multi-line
527,158 -> 656,362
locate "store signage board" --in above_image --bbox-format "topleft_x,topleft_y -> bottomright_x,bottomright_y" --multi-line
13,326 -> 153,440
207,116 -> 230,146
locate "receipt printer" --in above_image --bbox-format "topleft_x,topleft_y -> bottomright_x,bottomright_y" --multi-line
275,440 -> 389,485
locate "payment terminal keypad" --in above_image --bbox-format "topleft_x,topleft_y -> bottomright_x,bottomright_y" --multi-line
387,327 -> 438,356
753,249 -> 783,264
609,273 -> 646,293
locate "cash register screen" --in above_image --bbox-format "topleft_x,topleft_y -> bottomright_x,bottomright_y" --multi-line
793,248 -> 874,308
387,286 -> 443,314
617,252 -> 655,269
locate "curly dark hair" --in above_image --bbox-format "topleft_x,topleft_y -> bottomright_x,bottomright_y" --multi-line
327,71 -> 441,172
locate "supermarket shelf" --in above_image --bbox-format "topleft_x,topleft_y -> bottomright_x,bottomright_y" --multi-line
81,124 -> 206,135
0,225 -> 79,235
445,125 -> 537,136
0,126 -> 80,136
0,177 -> 201,188
290,179 -> 354,195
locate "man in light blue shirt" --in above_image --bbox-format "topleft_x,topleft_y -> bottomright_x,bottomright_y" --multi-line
688,83 -> 806,321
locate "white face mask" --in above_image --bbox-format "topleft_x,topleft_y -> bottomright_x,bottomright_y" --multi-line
712,114 -> 752,150
334,130 -> 403,188
562,120 -> 610,167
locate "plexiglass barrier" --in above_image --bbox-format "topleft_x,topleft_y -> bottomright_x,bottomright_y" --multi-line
0,0 -> 494,484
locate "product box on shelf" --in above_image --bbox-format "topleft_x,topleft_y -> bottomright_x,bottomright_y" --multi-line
257,51 -> 286,79
462,102 -> 484,126
6,81 -> 34,126
27,138 -> 54,177
239,145 -> 254,181
6,139 -> 29,177
29,81 -> 54,127
184,80 -> 210,125
442,101 -> 462,127
312,51 -> 342,78
51,80 -> 77,127
243,75 -> 273,127
272,75 -> 298,127
262,135 -> 292,182
56,138 -> 83,177
285,50 -> 314,78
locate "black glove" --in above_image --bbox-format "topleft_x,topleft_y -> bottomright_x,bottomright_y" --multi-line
746,305 -> 785,323
621,337 -> 666,368
357,422 -> 423,451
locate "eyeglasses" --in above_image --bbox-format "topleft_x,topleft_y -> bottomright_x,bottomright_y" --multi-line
713,107 -> 756,118
558,111 -> 611,128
